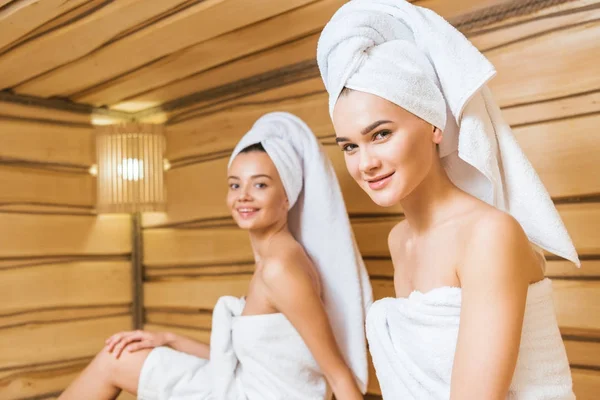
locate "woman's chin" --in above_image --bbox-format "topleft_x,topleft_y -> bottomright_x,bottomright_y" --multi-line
366,187 -> 404,208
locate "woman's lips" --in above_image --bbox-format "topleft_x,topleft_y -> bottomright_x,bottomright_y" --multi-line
237,207 -> 260,219
366,172 -> 395,190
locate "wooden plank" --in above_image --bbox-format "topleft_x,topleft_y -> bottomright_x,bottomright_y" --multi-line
0,305 -> 130,331
572,368 -> 600,400
145,310 -> 212,331
79,0 -> 345,107
145,263 -> 255,279
0,119 -> 94,165
553,280 -> 600,331
0,214 -> 131,258
14,0 -> 317,98
0,315 -> 130,370
144,276 -> 250,310
469,0 -> 600,51
0,261 -> 131,315
0,166 -> 94,208
0,0 -> 194,90
144,227 -> 251,267
546,260 -> 600,278
111,33 -> 320,111
0,101 -> 91,124
165,78 -> 328,159
557,203 -> 600,256
144,323 -> 211,344
512,113 -> 600,198
0,358 -> 89,400
418,0 -> 515,21
564,338 -> 600,368
0,0 -> 89,52
487,19 -> 600,107
502,90 -> 600,127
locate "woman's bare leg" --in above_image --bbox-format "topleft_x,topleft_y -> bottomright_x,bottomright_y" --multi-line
59,347 -> 152,400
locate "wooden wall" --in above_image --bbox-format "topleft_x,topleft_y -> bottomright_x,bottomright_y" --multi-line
0,103 -> 133,399
143,1 -> 600,399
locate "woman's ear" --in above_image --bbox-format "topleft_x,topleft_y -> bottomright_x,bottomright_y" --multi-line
432,125 -> 443,144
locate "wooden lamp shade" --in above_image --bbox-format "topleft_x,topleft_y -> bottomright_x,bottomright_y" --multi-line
95,123 -> 166,214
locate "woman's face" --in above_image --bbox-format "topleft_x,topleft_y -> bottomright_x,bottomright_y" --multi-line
227,151 -> 289,230
332,89 -> 442,207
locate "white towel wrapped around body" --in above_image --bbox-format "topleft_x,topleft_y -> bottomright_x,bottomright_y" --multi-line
366,279 -> 575,399
138,296 -> 330,400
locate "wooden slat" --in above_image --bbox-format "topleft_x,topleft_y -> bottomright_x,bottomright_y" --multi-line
512,113 -> 600,198
144,276 -> 250,310
0,358 -> 89,400
0,101 -> 91,124
572,368 -> 600,400
0,0 -> 89,52
553,280 -> 600,331
144,227 -> 250,267
0,261 -> 131,315
487,19 -> 600,107
165,78 -> 328,155
114,32 -> 320,111
0,214 -> 131,258
418,0 -> 515,21
0,166 -> 94,208
0,0 -> 194,90
79,0 -> 345,107
469,0 -> 600,51
502,90 -> 600,127
145,263 -> 255,279
0,119 -> 94,165
145,310 -> 212,331
564,339 -> 600,369
0,315 -> 130,371
0,305 -> 130,331
144,323 -> 211,343
14,0 -> 317,98
557,203 -> 600,256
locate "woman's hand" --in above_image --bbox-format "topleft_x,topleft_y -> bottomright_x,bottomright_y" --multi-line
105,330 -> 171,359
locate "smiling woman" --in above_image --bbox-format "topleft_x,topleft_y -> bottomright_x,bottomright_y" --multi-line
58,112 -> 372,400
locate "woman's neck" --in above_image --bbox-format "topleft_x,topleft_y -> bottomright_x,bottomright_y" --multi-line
248,219 -> 290,263
400,158 -> 467,235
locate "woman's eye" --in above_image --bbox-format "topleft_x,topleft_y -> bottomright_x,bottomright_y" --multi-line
342,143 -> 358,153
229,183 -> 239,190
255,182 -> 267,189
373,130 -> 391,141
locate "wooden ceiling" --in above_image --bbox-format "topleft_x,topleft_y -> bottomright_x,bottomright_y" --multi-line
0,0 -> 557,118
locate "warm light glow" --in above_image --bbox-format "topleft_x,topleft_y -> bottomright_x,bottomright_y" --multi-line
95,123 -> 166,214
89,164 -> 98,176
163,159 -> 171,171
118,158 -> 144,181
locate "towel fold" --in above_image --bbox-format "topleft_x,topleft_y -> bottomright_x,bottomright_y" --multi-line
229,112 -> 373,392
316,0 -> 580,266
137,296 -> 330,400
366,279 -> 575,399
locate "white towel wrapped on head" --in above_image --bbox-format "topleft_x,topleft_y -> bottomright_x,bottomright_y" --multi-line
316,0 -> 580,266
229,111 -> 373,393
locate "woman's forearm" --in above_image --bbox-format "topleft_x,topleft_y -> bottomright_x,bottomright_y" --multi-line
328,369 -> 364,400
165,332 -> 210,359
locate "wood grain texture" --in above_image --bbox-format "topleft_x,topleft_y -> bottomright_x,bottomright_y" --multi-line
0,261 -> 131,316
78,0 -> 344,107
0,0 -> 193,89
0,118 -> 94,166
0,315 -> 130,371
487,18 -> 600,107
0,0 -> 90,52
0,166 -> 94,209
13,0 -> 317,98
572,368 -> 600,400
0,101 -> 91,124
0,213 -> 131,258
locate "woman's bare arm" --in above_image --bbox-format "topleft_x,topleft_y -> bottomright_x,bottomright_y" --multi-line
450,212 -> 538,400
259,256 -> 364,400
